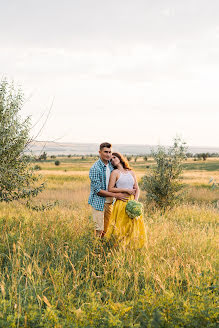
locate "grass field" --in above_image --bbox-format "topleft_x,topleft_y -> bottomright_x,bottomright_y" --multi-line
0,157 -> 218,327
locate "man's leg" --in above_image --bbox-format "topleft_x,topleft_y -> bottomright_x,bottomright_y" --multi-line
103,202 -> 113,235
91,207 -> 104,237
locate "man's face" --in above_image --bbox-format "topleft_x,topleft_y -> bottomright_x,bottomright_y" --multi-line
99,147 -> 112,162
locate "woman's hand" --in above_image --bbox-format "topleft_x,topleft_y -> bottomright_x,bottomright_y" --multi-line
126,188 -> 136,195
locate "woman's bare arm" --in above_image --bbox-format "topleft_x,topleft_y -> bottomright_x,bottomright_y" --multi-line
131,171 -> 140,200
108,170 -> 136,194
97,189 -> 129,201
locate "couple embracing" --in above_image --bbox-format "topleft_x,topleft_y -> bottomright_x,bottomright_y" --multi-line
88,142 -> 146,249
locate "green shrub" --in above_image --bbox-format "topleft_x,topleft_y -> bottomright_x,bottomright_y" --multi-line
141,137 -> 187,211
38,151 -> 47,161
0,79 -> 44,202
134,156 -> 138,163
33,164 -> 42,170
54,160 -> 60,166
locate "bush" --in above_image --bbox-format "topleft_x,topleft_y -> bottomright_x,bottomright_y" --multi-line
0,79 -> 44,202
134,156 -> 138,163
54,160 -> 60,166
33,165 -> 42,171
38,151 -> 47,161
141,137 -> 187,211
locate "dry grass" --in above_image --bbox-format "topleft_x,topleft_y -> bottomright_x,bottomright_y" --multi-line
37,188 -> 90,204
0,160 -> 218,327
37,170 -> 89,176
186,186 -> 219,203
182,170 -> 219,184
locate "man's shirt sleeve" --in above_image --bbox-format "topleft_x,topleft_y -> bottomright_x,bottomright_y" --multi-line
89,167 -> 102,194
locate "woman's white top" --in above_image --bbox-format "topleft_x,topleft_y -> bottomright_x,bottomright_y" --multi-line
116,171 -> 134,189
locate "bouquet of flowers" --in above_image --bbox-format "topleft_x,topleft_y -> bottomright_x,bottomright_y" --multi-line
125,200 -> 143,219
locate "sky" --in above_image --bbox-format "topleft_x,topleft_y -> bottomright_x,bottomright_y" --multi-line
1,0 -> 219,147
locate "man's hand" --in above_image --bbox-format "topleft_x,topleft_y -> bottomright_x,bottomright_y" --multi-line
114,193 -> 129,201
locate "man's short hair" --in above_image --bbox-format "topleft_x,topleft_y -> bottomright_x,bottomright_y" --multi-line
99,142 -> 112,150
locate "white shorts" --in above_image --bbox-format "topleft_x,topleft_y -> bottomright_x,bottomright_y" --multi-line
91,203 -> 113,232
92,207 -> 104,231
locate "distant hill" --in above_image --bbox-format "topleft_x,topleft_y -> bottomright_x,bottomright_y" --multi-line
27,141 -> 219,156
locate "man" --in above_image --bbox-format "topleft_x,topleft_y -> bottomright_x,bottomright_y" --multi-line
88,142 -> 129,237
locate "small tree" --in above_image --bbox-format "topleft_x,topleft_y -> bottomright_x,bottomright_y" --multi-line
201,153 -> 208,161
127,155 -> 132,162
38,151 -> 47,161
0,79 -> 44,202
186,152 -> 193,158
33,165 -> 42,171
55,160 -> 60,166
196,153 -> 202,161
141,138 -> 187,211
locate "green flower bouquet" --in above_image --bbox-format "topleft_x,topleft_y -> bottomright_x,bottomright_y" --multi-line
125,200 -> 143,219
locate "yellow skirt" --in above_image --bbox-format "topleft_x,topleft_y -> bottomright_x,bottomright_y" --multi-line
105,195 -> 147,249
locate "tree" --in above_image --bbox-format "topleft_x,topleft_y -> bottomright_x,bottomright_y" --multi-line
186,152 -> 193,158
201,153 -> 208,161
141,138 -> 187,211
126,155 -> 132,162
196,153 -> 208,161
38,151 -> 47,161
0,79 -> 44,202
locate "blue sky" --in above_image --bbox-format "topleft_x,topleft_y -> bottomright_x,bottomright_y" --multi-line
1,0 -> 219,146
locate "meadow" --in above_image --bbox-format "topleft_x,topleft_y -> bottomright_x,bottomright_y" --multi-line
0,156 -> 218,327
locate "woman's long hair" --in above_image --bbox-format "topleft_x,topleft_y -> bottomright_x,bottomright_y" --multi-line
111,152 -> 131,170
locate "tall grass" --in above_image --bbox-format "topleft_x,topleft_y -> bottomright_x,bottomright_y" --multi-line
0,200 -> 218,327
0,164 -> 218,327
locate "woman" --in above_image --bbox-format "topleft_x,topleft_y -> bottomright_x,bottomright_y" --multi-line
105,152 -> 146,249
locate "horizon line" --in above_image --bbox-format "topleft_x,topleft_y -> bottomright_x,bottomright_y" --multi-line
32,140 -> 219,149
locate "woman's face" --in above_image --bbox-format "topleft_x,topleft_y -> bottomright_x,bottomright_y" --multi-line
111,155 -> 120,167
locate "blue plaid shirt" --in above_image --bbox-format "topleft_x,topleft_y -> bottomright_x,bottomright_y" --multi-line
88,158 -> 114,211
